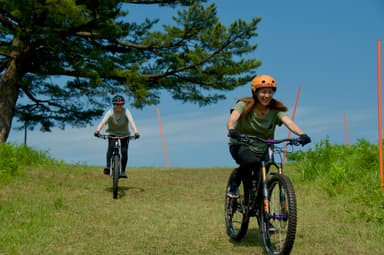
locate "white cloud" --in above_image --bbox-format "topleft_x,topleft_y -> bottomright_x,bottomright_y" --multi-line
7,100 -> 379,168
7,109 -> 230,167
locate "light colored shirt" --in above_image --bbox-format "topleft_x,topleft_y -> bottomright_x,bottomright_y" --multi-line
101,108 -> 135,136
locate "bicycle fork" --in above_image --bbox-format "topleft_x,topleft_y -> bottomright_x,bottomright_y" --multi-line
261,161 -> 270,215
109,140 -> 121,176
261,161 -> 288,221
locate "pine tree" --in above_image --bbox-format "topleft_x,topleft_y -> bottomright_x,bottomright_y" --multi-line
0,0 -> 261,142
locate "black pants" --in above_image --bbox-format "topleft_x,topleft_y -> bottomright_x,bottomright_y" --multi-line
106,138 -> 129,172
229,144 -> 263,186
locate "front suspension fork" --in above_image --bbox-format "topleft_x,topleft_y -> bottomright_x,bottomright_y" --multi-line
261,161 -> 270,215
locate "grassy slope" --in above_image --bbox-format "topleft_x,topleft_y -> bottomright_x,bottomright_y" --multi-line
0,165 -> 383,255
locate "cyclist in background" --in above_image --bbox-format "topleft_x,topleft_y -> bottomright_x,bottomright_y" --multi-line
226,74 -> 311,198
94,95 -> 140,178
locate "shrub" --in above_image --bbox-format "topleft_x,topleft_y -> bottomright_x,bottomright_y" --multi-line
0,143 -> 57,182
289,137 -> 383,222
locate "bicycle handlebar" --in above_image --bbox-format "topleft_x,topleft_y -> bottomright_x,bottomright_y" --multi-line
238,134 -> 302,146
95,133 -> 136,140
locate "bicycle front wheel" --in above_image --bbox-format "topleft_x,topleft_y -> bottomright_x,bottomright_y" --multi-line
224,172 -> 249,241
111,155 -> 120,199
260,173 -> 297,255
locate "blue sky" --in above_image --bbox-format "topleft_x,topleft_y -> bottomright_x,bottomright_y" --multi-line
7,0 -> 384,168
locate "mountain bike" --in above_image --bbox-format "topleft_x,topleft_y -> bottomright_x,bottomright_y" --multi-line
96,134 -> 135,199
225,135 -> 303,255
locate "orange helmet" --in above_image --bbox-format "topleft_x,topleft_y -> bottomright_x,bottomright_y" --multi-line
251,75 -> 277,93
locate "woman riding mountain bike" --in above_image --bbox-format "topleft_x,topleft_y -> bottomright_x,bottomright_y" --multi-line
94,95 -> 140,178
226,74 -> 311,198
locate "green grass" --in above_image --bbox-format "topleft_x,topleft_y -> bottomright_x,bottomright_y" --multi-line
1,164 -> 383,255
0,143 -> 58,183
1,141 -> 384,254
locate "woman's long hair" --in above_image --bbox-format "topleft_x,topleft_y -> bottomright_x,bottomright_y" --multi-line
238,96 -> 288,120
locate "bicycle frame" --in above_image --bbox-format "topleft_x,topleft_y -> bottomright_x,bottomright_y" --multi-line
109,138 -> 122,176
98,134 -> 135,167
96,134 -> 135,199
260,146 -> 283,215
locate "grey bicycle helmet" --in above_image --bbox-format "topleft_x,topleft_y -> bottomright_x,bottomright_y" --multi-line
112,95 -> 125,105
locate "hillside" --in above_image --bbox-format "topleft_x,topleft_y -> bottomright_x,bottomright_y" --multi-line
0,163 -> 383,255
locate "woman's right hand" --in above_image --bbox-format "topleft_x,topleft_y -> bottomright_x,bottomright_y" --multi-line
228,129 -> 241,140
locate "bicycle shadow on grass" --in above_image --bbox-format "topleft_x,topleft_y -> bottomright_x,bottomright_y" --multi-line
229,228 -> 265,250
104,186 -> 145,198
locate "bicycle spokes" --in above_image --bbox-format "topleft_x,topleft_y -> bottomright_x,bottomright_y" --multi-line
268,186 -> 289,221
261,174 -> 297,255
225,178 -> 250,241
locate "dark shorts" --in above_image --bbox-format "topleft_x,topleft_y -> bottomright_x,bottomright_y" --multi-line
229,144 -> 263,167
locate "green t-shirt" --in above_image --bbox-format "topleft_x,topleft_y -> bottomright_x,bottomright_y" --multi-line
229,100 -> 287,153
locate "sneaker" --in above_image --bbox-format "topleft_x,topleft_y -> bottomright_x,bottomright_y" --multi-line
119,172 -> 127,178
103,168 -> 110,175
226,184 -> 239,198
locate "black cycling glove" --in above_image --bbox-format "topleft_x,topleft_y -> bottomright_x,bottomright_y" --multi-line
298,134 -> 311,146
134,132 -> 140,139
94,131 -> 101,137
228,129 -> 241,140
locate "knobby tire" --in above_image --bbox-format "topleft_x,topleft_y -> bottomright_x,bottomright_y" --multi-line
225,171 -> 250,241
261,173 -> 297,255
112,155 -> 120,199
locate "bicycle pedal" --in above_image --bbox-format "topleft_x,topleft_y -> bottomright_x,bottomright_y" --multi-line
103,168 -> 110,175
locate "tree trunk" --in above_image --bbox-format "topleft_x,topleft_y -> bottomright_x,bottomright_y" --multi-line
0,58 -> 20,143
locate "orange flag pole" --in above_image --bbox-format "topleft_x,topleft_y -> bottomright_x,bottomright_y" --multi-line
284,85 -> 301,162
344,113 -> 349,145
378,40 -> 383,193
157,108 -> 170,169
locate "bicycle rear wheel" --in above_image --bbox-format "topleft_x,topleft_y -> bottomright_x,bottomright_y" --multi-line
111,155 -> 120,199
224,172 -> 249,241
260,173 -> 297,255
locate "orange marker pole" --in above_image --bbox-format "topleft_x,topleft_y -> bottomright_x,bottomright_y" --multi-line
344,113 -> 349,145
157,108 -> 170,168
284,85 -> 301,162
378,40 -> 383,193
